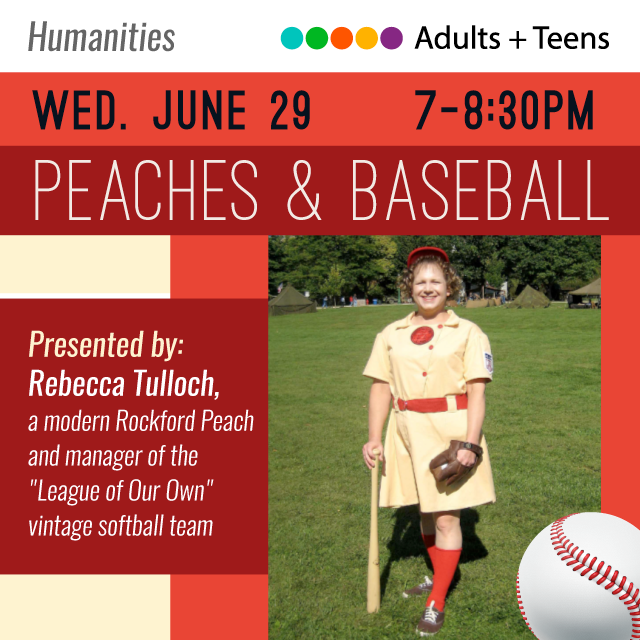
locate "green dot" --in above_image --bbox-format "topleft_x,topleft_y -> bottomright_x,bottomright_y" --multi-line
281,27 -> 303,50
306,27 -> 329,50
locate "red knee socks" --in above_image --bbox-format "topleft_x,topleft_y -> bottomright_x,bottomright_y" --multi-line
428,547 -> 462,611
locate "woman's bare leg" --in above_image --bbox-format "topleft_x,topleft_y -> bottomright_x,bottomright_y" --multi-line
434,510 -> 462,549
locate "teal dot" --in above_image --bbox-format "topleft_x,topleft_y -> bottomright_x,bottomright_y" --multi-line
306,27 -> 329,50
281,27 -> 303,50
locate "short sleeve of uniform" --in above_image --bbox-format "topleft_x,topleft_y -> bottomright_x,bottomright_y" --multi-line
363,332 -> 391,383
463,327 -> 493,382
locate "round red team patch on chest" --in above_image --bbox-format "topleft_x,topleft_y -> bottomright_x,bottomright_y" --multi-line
410,326 -> 434,345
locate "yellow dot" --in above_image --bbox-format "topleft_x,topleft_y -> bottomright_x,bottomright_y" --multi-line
356,27 -> 378,50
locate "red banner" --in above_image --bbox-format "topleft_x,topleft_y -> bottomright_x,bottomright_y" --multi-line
2,146 -> 635,235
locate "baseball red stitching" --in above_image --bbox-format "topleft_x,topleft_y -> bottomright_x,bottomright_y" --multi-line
550,514 -> 640,640
516,571 -> 539,638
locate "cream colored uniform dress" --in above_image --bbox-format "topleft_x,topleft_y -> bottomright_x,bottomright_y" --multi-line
364,310 -> 496,513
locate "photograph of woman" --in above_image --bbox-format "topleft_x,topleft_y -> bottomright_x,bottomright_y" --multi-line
362,246 -> 496,636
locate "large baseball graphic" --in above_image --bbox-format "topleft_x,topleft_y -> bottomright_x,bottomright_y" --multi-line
518,513 -> 640,640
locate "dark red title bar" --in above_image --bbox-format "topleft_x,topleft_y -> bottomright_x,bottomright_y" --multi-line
2,146 -> 636,235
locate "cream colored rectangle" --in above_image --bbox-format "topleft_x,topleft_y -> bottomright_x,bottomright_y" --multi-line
0,575 -> 170,640
0,236 -> 170,296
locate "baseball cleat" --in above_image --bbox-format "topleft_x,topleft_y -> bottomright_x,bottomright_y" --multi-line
402,575 -> 434,598
416,600 -> 445,636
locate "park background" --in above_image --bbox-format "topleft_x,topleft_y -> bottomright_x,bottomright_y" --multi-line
268,235 -> 601,304
268,236 -> 600,639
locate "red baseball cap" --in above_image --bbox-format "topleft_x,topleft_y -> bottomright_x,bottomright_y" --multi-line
407,246 -> 450,267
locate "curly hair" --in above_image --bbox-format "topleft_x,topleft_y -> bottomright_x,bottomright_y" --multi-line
400,255 -> 462,303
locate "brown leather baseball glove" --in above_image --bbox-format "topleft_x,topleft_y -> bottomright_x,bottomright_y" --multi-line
429,440 -> 483,486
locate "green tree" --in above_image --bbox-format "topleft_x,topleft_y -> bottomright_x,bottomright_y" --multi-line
371,236 -> 398,297
268,236 -> 288,295
279,236 -> 383,301
484,252 -> 506,289
451,237 -> 510,294
322,265 -> 346,307
501,236 -> 600,298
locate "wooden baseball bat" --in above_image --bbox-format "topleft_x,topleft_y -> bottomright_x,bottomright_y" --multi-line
367,449 -> 380,613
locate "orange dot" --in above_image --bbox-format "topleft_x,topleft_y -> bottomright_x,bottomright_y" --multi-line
331,27 -> 353,50
356,27 -> 378,50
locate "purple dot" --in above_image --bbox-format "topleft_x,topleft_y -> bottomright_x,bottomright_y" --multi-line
381,27 -> 403,50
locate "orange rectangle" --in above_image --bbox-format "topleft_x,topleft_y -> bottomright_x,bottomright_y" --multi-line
601,236 -> 636,527
170,235 -> 267,298
171,575 -> 268,639
2,73 -> 637,146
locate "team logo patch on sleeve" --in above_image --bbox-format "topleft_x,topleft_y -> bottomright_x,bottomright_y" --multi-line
484,353 -> 493,374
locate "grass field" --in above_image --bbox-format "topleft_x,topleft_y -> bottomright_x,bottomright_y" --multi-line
269,306 -> 600,639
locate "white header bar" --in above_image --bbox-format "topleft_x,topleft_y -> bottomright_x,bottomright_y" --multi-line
3,0 -> 638,72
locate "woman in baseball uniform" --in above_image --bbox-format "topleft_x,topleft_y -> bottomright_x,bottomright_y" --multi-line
362,246 -> 496,636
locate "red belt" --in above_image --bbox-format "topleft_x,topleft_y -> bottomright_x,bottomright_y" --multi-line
392,394 -> 468,413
